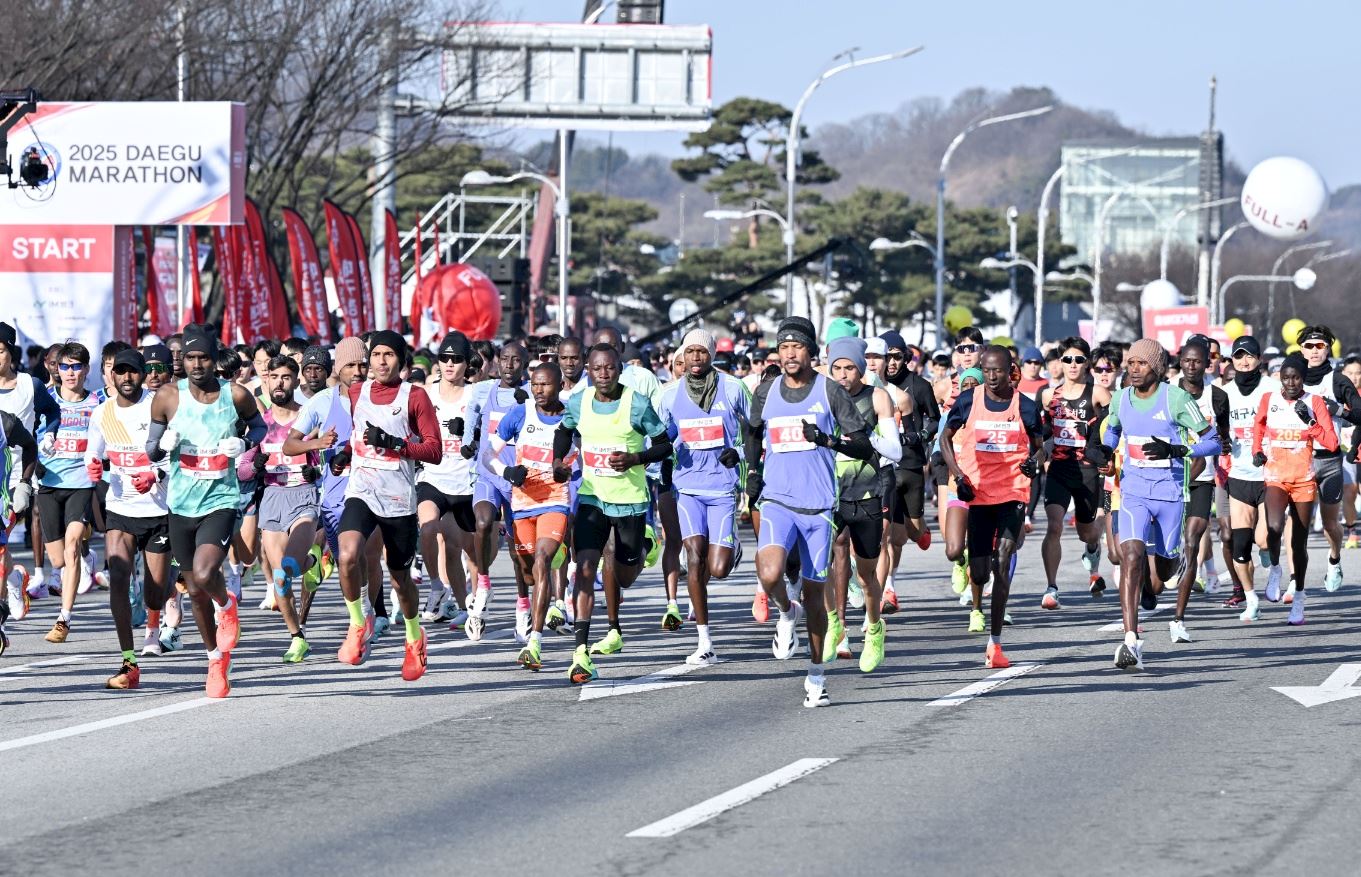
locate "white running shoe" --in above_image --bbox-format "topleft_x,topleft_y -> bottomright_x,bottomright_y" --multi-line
1114,639 -> 1145,671
258,592 -> 276,611
772,600 -> 803,660
6,567 -> 29,621
1324,560 -> 1343,593
421,588 -> 452,622
685,648 -> 718,666
802,675 -> 830,708
847,580 -> 865,610
371,615 -> 392,641
1239,590 -> 1261,623
465,612 -> 485,642
27,567 -> 46,599
1169,620 -> 1191,643
158,626 -> 183,652
388,589 -> 402,625
785,581 -> 801,606
1041,586 -> 1060,610
731,538 -> 743,570
1288,590 -> 1306,625
447,609 -> 469,631
1265,566 -> 1283,602
77,555 -> 94,595
470,586 -> 491,617
515,608 -> 530,644
1081,544 -> 1101,575
140,628 -> 164,656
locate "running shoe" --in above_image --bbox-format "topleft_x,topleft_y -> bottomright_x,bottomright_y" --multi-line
6,566 -> 29,621
401,629 -> 428,681
0,627 -> 7,657
421,587 -> 451,622
859,619 -> 885,673
283,636 -> 311,664
589,628 -> 624,655
661,602 -> 683,632
1287,590 -> 1307,625
752,588 -> 770,624
1222,587 -> 1246,609
1258,548 -> 1272,569
225,565 -> 242,599
302,544 -> 325,592
1089,575 -> 1106,598
1114,640 -> 1144,671
951,560 -> 969,595
337,613 -> 375,665
984,641 -> 1010,669
803,675 -> 830,708
916,529 -> 932,551
1192,576 -> 1206,594
568,645 -> 598,684
1169,620 -> 1191,644
686,647 -> 718,667
1283,588 -> 1294,605
448,609 -> 469,631
515,608 -> 531,644
772,601 -> 803,660
1140,582 -> 1158,611
1347,534 -> 1360,550
26,567 -> 45,600
546,602 -> 568,633
1325,560 -> 1343,593
1238,590 -> 1261,623
836,636 -> 852,660
388,590 -> 403,626
1041,586 -> 1060,610
822,609 -> 845,663
216,595 -> 240,651
159,626 -> 183,652
1081,543 -> 1101,574
881,586 -> 900,615
106,659 -> 140,690
205,653 -> 231,698
967,609 -> 985,634
44,618 -> 70,643
731,538 -> 744,569
465,612 -> 485,642
1265,566 -> 1284,602
1206,572 -> 1225,595
78,549 -> 96,594
1003,611 -> 1013,626
372,615 -> 392,641
517,638 -> 542,671
848,580 -> 865,610
644,524 -> 662,568
140,629 -> 164,656
257,592 -> 277,611
980,575 -> 993,598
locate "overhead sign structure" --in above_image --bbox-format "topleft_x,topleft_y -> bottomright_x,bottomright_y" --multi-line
442,22 -> 713,132
0,101 -> 246,225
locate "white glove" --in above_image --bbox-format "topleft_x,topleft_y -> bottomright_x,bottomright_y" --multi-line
38,432 -> 55,457
219,437 -> 247,459
11,482 -> 32,517
159,428 -> 181,453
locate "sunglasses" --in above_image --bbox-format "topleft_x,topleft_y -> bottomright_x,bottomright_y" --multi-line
1092,365 -> 1115,374
1301,341 -> 1328,351
955,344 -> 978,354
1023,359 -> 1043,365
887,351 -> 906,360
1060,355 -> 1087,365
146,363 -> 169,374
112,365 -> 142,376
58,362 -> 85,372
439,354 -> 467,364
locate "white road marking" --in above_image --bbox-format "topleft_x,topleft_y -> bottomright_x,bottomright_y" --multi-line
1272,664 -> 1361,708
428,629 -> 514,652
926,663 -> 1041,707
626,757 -> 838,838
0,697 -> 219,753
579,658 -> 722,702
1098,605 -> 1170,632
0,654 -> 99,675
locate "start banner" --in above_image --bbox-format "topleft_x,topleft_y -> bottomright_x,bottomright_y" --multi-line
0,102 -> 246,226
1143,306 -> 1209,352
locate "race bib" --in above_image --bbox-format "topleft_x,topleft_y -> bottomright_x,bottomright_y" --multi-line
678,416 -> 725,450
581,443 -> 626,478
519,442 -> 555,471
107,445 -> 151,473
1267,428 -> 1305,450
767,415 -> 814,453
353,439 -> 401,470
442,436 -> 462,456
974,419 -> 1021,453
1125,435 -> 1171,469
54,434 -> 88,459
179,443 -> 230,480
1052,418 -> 1084,448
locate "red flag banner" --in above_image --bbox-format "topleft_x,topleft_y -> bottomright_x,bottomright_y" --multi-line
245,199 -> 291,340
283,207 -> 332,343
234,224 -> 271,343
323,199 -> 364,337
143,227 -> 179,338
383,209 -> 402,332
211,226 -> 241,344
344,210 -> 375,333
187,226 -> 204,326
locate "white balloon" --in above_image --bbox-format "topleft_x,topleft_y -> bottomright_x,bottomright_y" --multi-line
1140,279 -> 1182,310
1240,156 -> 1328,241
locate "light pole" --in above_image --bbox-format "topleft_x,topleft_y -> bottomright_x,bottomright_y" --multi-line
936,105 -> 1053,338
786,46 -> 924,316
1160,197 -> 1235,280
1266,239 -> 1332,329
462,169 -> 570,335
1221,268 -> 1317,326
1209,220 -> 1250,322
868,234 -> 935,257
1092,190 -> 1160,332
981,255 -> 1039,340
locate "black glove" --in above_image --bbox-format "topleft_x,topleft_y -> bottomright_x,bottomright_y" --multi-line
1085,443 -> 1113,468
502,464 -> 528,487
330,446 -> 352,476
460,440 -> 478,460
1019,455 -> 1039,479
1141,436 -> 1187,460
1325,398 -> 1340,417
252,450 -> 267,477
718,447 -> 740,469
954,475 -> 976,502
365,425 -> 405,452
801,420 -> 833,448
444,417 -> 464,437
1294,399 -> 1315,425
903,428 -> 924,449
301,465 -> 321,484
1347,444 -> 1359,464
746,470 -> 764,503
33,461 -> 46,480
929,449 -> 945,470
1219,436 -> 1232,456
552,462 -> 572,483
1252,451 -> 1268,468
513,387 -> 529,404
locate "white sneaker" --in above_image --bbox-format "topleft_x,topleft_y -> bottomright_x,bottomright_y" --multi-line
140,628 -> 164,656
421,588 -> 452,622
1324,560 -> 1343,593
1239,590 -> 1261,623
785,581 -> 801,606
847,580 -> 865,610
1081,544 -> 1101,575
465,612 -> 485,642
388,589 -> 402,625
77,558 -> 94,595
1287,590 -> 1306,625
6,567 -> 28,620
1265,566 -> 1283,602
158,626 -> 183,652
1114,639 -> 1144,671
515,608 -> 530,644
1169,619 -> 1191,643
982,577 -> 993,599
470,586 -> 491,617
802,674 -> 830,708
1041,586 -> 1060,610
258,592 -> 276,611
772,600 -> 803,660
685,648 -> 718,666
27,567 -> 46,599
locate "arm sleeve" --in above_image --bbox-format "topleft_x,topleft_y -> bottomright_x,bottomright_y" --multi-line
32,379 -> 60,436
943,390 -> 973,432
1314,395 -> 1340,452
402,386 -> 445,465
146,419 -> 169,461
825,383 -> 874,462
1019,395 -> 1045,440
870,418 -> 902,462
1213,387 -> 1231,441
84,406 -> 107,464
496,406 -> 525,443
744,381 -> 770,469
913,376 -> 941,441
552,425 -> 576,462
460,383 -> 485,446
1252,394 -> 1269,456
2,412 -> 36,472
1100,391 -> 1123,448
242,411 -> 267,446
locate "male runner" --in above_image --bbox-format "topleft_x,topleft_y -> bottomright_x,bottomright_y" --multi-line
146,325 -> 263,697
940,347 -> 1044,668
745,317 -> 876,707
552,344 -> 672,684
1221,336 -> 1277,614
84,350 -> 172,688
1298,326 -> 1361,592
298,346 -> 331,402
657,329 -> 751,666
0,409 -> 37,647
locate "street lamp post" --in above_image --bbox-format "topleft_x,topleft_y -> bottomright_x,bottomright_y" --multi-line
1160,197 -> 1235,281
935,105 -> 1053,339
1209,220 -> 1250,322
786,46 -> 924,316
1221,269 -> 1317,325
980,255 -> 1039,339
462,169 -> 570,336
1266,239 -> 1333,330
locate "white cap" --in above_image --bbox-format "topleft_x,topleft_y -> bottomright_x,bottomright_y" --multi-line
864,338 -> 887,356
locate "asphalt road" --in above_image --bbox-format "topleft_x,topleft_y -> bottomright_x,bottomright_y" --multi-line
3,515 -> 1361,877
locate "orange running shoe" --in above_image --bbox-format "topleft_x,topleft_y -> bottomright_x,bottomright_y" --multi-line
985,641 -> 1010,669
880,587 -> 900,615
205,653 -> 231,698
752,589 -> 770,624
401,628 -> 428,681
215,595 -> 240,651
916,529 -> 932,551
337,614 -> 375,665
106,659 -> 140,690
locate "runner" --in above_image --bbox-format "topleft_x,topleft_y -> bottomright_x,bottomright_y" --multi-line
940,346 -> 1044,668
1037,337 -> 1110,608
935,328 -> 985,594
146,325 -> 262,697
0,409 -> 37,650
657,329 -> 751,666
744,317 -> 877,707
551,343 -> 672,684
83,349 -> 172,688
298,346 -> 331,402
1220,336 -> 1277,617
1250,353 -> 1339,624
1094,338 -> 1219,670
1297,326 -> 1361,592
0,324 -> 60,603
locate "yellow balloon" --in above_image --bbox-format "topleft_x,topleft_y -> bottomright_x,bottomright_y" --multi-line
1223,317 -> 1246,338
1282,318 -> 1306,346
1333,339 -> 1342,358
1286,343 -> 1301,354
991,335 -> 1015,350
943,304 -> 972,334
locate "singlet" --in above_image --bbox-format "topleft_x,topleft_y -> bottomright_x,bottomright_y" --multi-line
1182,381 -> 1221,484
90,391 -> 167,518
1047,383 -> 1097,467
1110,384 -> 1187,503
167,378 -> 240,517
1256,390 -> 1329,484
957,387 -> 1030,506
1223,377 -> 1278,483
473,383 -> 521,490
509,403 -> 572,517
659,372 -> 748,497
346,380 -> 415,517
836,385 -> 880,502
759,374 -> 838,513
41,391 -> 100,489
577,386 -> 648,507
261,407 -> 315,489
418,383 -> 475,496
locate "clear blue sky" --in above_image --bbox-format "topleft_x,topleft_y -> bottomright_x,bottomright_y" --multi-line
504,0 -> 1358,186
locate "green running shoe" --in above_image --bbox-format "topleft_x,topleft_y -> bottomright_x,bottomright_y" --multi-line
644,524 -> 661,568
303,544 -> 325,593
951,557 -> 969,595
546,602 -> 568,633
823,609 -> 845,663
568,645 -> 598,684
283,635 -> 311,664
589,628 -> 624,655
967,609 -> 986,634
859,619 -> 886,673
517,638 -> 542,671
661,602 -> 683,631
